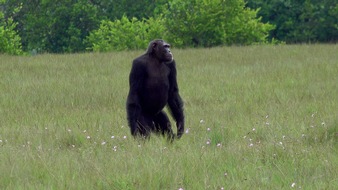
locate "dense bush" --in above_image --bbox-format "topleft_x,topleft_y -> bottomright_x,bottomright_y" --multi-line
0,0 -> 22,55
162,0 -> 274,47
45,1 -> 101,53
1,0 -> 336,54
88,0 -> 274,50
0,18 -> 22,55
86,16 -> 166,52
2,0 -> 101,53
246,0 -> 338,43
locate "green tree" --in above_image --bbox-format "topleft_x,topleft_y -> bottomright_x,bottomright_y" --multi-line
2,0 -> 102,53
86,16 -> 166,52
90,0 -> 168,20
162,0 -> 274,47
46,0 -> 101,53
0,0 -> 22,55
246,0 -> 338,43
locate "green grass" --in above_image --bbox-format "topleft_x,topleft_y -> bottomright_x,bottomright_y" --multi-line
0,44 -> 337,189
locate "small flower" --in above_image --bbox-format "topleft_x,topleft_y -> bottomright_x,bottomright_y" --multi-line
207,128 -> 211,131
0,140 -> 2,143
101,141 -> 106,145
86,136 -> 91,139
301,134 -> 305,138
217,143 -> 222,147
83,130 -> 87,133
282,135 -> 286,139
185,128 -> 189,134
200,119 -> 205,124
249,143 -> 254,147
206,139 -> 211,145
113,146 -> 117,151
321,122 -> 325,126
71,145 -> 75,148
138,144 -> 141,148
279,142 -> 283,145
111,136 -> 115,139
178,188 -> 184,190
67,129 -> 71,132
123,136 -> 127,139
224,172 -> 228,176
252,128 -> 256,131
291,182 -> 296,188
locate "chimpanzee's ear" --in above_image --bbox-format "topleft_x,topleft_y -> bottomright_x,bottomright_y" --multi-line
147,41 -> 157,54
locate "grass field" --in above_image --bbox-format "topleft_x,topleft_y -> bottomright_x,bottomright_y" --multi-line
0,44 -> 337,189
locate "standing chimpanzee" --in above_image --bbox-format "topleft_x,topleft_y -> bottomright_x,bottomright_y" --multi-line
126,39 -> 185,139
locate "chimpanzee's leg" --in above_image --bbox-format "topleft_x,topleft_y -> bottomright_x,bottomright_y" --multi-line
136,113 -> 154,138
153,111 -> 174,138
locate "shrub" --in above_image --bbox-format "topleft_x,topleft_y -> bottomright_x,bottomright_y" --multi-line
162,0 -> 274,47
86,16 -> 166,52
0,2 -> 22,55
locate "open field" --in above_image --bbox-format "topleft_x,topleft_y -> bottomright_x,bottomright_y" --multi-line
0,44 -> 337,189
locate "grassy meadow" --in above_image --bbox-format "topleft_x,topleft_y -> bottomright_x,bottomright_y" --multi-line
0,44 -> 337,189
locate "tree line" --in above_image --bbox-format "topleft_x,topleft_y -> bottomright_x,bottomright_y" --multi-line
0,0 -> 337,55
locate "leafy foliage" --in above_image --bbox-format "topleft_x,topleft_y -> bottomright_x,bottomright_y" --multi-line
0,18 -> 23,55
90,0 -> 168,20
86,16 -> 166,52
45,1 -> 101,53
1,0 -> 336,53
246,0 -> 338,43
0,0 -> 22,55
1,0 -> 102,53
162,0 -> 274,47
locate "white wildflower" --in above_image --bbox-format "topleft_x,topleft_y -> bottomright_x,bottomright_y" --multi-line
291,182 -> 296,188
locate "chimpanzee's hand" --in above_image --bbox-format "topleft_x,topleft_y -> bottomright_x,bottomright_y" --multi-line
176,121 -> 184,139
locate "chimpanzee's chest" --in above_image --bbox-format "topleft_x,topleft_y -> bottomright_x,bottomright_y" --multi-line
140,63 -> 171,113
145,63 -> 170,89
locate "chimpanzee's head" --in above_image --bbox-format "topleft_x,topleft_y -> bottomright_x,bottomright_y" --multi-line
146,39 -> 173,62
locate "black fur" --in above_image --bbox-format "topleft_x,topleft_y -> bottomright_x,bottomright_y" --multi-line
126,39 -> 184,139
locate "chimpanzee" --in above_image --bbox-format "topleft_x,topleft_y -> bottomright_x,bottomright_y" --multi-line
126,39 -> 185,139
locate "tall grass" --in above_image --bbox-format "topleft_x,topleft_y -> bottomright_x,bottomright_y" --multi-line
0,44 -> 337,189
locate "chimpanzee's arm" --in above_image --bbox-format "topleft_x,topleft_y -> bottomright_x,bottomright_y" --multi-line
126,60 -> 145,136
167,61 -> 185,138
